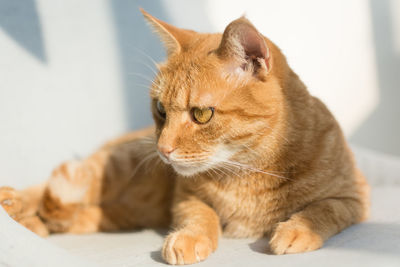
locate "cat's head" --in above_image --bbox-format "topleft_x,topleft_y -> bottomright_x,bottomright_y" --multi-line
141,9 -> 289,177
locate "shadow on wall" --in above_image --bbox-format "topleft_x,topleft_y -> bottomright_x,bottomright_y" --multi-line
350,0 -> 400,156
109,1 -> 167,131
0,0 -> 46,62
0,0 -> 213,131
109,1 -> 214,131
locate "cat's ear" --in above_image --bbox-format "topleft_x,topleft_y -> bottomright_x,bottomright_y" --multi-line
217,17 -> 271,77
140,8 -> 194,56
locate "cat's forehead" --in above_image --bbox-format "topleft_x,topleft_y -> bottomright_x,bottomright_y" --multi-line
154,56 -> 227,109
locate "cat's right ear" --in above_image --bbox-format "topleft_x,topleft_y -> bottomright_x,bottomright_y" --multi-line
216,16 -> 271,79
140,8 -> 194,56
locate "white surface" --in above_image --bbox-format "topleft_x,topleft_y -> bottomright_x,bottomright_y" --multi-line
353,145 -> 400,186
46,186 -> 400,267
0,1 -> 400,190
0,207 -> 94,267
0,148 -> 399,266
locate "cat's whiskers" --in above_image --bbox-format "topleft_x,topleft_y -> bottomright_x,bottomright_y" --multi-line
139,136 -> 157,144
194,159 -> 242,179
129,74 -> 162,91
124,44 -> 160,77
219,133 -> 263,160
208,168 -> 221,179
132,83 -> 153,91
214,163 -> 242,179
129,151 -> 159,180
212,157 -> 291,180
261,124 -> 290,144
128,72 -> 163,94
132,59 -> 159,77
123,138 -> 156,151
128,48 -> 168,95
222,129 -> 279,160
130,46 -> 162,73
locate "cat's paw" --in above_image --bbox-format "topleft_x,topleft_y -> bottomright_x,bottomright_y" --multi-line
162,230 -> 214,265
0,186 -> 23,219
269,221 -> 323,255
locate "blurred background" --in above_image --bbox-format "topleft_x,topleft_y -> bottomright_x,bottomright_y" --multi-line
0,0 -> 399,188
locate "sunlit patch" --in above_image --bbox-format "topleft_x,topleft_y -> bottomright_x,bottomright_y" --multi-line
220,65 -> 251,89
48,161 -> 88,204
195,93 -> 213,107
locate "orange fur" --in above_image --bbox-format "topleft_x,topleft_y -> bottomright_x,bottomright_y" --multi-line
0,10 -> 369,265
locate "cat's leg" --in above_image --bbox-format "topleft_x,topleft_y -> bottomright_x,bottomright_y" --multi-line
269,197 -> 366,254
37,155 -> 119,234
2,127 -> 159,235
0,184 -> 49,236
0,151 -> 118,235
38,127 -> 163,234
162,197 -> 221,265
0,158 -> 117,236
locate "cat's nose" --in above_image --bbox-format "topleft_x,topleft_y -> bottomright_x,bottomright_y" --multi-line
158,145 -> 175,159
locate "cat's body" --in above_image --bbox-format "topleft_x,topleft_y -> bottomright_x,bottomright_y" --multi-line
0,10 -> 369,265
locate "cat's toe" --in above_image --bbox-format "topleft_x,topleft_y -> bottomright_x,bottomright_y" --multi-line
269,221 -> 323,255
162,230 -> 214,265
0,186 -> 23,219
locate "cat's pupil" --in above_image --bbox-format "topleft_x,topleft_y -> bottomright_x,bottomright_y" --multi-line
192,107 -> 214,124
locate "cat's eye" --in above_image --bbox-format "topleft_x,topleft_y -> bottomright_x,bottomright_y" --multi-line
156,100 -> 166,119
192,107 -> 214,124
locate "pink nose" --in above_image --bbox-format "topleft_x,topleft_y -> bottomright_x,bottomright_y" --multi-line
158,145 -> 175,158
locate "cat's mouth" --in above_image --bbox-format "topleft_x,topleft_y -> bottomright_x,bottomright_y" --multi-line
170,163 -> 210,177
165,159 -> 211,177
157,151 -> 214,177
157,147 -> 236,177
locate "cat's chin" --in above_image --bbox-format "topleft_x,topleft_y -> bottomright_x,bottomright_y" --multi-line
171,164 -> 209,177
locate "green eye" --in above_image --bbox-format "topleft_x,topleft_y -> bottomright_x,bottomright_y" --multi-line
192,107 -> 214,124
156,100 -> 166,119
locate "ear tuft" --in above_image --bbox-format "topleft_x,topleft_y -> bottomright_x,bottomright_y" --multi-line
140,8 -> 195,56
217,17 -> 270,76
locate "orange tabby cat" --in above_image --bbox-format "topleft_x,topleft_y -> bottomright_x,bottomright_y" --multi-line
0,10 -> 369,265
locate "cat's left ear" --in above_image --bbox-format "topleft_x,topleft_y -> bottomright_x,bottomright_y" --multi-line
217,17 -> 271,78
140,8 -> 195,56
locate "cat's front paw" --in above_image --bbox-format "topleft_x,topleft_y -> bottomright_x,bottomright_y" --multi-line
0,186 -> 23,219
162,230 -> 214,265
269,220 -> 323,255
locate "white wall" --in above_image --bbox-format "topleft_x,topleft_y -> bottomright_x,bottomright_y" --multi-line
0,0 -> 399,188
165,0 -> 400,154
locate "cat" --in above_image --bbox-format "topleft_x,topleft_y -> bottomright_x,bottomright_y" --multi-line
0,9 -> 369,265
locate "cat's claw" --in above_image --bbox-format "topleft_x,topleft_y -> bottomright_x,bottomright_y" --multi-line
162,230 -> 213,265
269,220 -> 323,254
